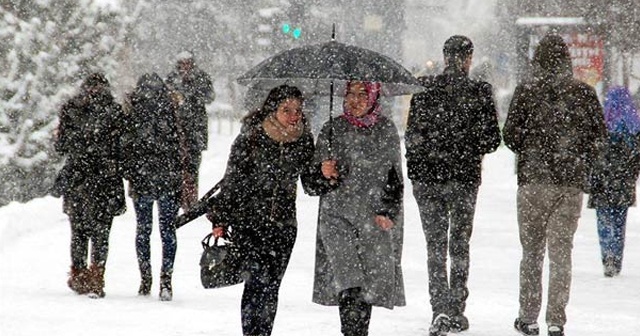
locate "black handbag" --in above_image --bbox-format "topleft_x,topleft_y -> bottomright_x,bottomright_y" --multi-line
199,233 -> 245,289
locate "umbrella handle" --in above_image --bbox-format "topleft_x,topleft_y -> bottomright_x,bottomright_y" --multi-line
328,79 -> 334,158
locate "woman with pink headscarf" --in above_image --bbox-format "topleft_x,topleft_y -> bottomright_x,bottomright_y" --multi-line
588,86 -> 640,277
311,81 -> 405,336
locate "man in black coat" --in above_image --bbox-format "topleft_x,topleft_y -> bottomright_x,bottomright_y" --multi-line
405,35 -> 501,335
165,52 -> 215,209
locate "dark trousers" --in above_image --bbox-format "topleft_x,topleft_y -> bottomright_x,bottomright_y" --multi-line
69,209 -> 114,269
596,207 -> 628,271
237,224 -> 297,336
412,180 -> 479,318
339,287 -> 372,336
133,194 -> 180,275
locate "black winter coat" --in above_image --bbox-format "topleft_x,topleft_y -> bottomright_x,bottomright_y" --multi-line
208,124 -> 324,229
54,92 -> 126,216
165,67 -> 214,156
503,74 -> 607,191
588,132 -> 640,208
405,66 -> 502,184
122,80 -> 183,199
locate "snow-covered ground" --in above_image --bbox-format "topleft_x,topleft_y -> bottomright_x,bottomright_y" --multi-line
1,121 -> 639,336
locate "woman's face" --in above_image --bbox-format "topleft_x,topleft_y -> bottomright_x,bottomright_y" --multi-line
275,98 -> 303,127
345,82 -> 369,117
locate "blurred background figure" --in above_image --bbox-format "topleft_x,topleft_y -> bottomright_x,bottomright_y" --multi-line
165,51 -> 215,210
588,86 -> 640,277
53,72 -> 127,299
122,73 -> 183,300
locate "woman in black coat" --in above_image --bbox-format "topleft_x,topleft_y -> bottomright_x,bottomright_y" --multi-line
207,85 -> 324,336
54,72 -> 126,298
588,86 -> 640,277
122,73 -> 183,300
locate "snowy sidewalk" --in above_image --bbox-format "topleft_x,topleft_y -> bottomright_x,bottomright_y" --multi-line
1,132 -> 638,336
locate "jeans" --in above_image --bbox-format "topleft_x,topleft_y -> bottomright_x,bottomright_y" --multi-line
412,180 -> 479,318
134,194 -> 180,275
238,224 -> 297,336
596,207 -> 628,271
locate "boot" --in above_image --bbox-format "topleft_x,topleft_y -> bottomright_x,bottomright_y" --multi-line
138,270 -> 152,296
87,264 -> 106,299
338,288 -> 371,336
159,272 -> 172,301
67,266 -> 90,295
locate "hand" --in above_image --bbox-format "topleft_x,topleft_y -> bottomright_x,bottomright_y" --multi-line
321,159 -> 339,180
212,226 -> 225,238
375,215 -> 394,231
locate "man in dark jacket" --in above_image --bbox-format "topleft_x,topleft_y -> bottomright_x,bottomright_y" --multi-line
503,34 -> 607,336
405,35 -> 501,336
165,51 -> 215,210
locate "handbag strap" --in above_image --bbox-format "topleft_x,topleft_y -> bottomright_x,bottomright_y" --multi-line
201,232 -> 233,250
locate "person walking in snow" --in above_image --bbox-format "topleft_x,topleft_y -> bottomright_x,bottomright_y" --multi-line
206,85 -> 324,336
54,72 -> 127,299
122,73 -> 183,301
313,80 -> 405,336
165,51 -> 214,210
587,86 -> 640,277
405,35 -> 501,335
503,34 -> 607,336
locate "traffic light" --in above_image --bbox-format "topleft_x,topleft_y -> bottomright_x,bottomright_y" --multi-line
281,23 -> 302,40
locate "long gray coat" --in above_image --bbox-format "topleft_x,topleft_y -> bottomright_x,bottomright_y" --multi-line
312,115 -> 405,309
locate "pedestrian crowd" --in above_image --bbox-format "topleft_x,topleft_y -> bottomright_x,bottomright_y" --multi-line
52,34 -> 640,336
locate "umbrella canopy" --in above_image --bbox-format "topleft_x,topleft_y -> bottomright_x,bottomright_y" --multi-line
237,40 -> 423,96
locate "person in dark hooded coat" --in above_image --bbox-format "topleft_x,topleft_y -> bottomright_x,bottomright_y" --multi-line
122,73 -> 183,301
587,86 -> 640,277
206,85 -> 325,336
503,34 -> 607,336
313,81 -> 405,336
54,72 -> 127,299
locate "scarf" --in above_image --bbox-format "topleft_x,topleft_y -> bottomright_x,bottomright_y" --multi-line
262,113 -> 304,143
341,81 -> 382,128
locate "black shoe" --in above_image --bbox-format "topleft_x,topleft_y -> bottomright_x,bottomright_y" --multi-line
159,272 -> 172,301
429,314 -> 450,336
548,326 -> 564,336
138,276 -> 151,296
514,318 -> 539,336
449,315 -> 469,333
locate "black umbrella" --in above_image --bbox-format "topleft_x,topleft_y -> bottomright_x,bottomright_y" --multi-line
237,31 -> 423,96
238,26 -> 423,153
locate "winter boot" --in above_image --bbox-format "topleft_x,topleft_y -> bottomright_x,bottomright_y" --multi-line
87,264 -> 106,299
514,318 -> 539,336
338,288 -> 371,336
547,326 -> 564,336
449,315 -> 469,333
603,256 -> 616,277
429,314 -> 450,336
159,272 -> 172,301
138,270 -> 152,296
67,266 -> 90,295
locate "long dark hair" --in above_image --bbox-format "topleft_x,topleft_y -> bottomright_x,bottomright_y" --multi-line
243,84 -> 305,127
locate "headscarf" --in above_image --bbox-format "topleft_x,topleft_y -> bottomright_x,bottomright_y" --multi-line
341,81 -> 382,128
604,86 -> 640,135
